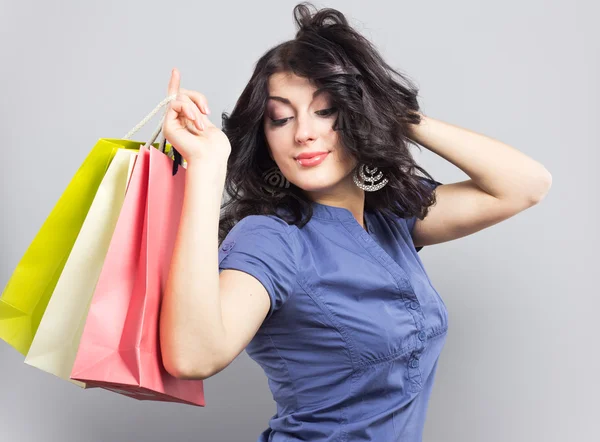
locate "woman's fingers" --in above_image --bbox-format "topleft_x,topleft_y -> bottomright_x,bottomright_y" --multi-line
169,99 -> 192,122
193,106 -> 204,130
180,96 -> 204,131
168,95 -> 187,118
177,92 -> 206,131
165,69 -> 207,132
169,98 -> 204,131
180,88 -> 210,115
165,69 -> 181,123
168,68 -> 180,97
190,103 -> 204,130
183,100 -> 196,121
183,90 -> 212,130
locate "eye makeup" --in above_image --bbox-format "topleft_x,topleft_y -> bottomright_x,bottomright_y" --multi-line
268,107 -> 338,127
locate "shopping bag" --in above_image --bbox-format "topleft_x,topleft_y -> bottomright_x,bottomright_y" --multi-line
125,149 -> 138,193
70,143 -> 204,406
69,145 -> 150,396
24,148 -> 138,388
0,138 -> 142,356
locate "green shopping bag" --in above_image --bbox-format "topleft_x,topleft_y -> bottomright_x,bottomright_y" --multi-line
0,95 -> 177,356
0,139 -> 145,356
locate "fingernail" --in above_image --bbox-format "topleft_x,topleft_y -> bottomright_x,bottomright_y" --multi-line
206,105 -> 211,115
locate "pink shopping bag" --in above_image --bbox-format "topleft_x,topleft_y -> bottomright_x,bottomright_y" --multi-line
71,144 -> 205,406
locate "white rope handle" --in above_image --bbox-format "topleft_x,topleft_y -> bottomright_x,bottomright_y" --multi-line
122,94 -> 177,140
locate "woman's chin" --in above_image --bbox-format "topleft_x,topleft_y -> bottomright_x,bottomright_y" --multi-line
295,180 -> 339,194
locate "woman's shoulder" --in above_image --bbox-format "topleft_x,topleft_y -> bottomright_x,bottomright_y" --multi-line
223,214 -> 299,250
233,213 -> 295,234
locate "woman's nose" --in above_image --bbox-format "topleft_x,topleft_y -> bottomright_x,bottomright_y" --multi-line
294,114 -> 318,145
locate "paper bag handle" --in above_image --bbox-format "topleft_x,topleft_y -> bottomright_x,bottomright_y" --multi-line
122,94 -> 177,150
123,94 -> 186,175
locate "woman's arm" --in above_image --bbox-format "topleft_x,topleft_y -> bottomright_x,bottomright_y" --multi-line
406,113 -> 552,248
159,159 -> 228,379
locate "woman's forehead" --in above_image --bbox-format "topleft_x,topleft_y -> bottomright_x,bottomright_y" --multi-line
267,76 -> 330,107
267,72 -> 320,94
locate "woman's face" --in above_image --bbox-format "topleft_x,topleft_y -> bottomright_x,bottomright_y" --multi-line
263,72 -> 358,201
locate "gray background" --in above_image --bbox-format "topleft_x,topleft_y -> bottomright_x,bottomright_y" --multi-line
1,0 -> 597,441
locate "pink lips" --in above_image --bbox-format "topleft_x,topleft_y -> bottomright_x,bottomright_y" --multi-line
296,152 -> 329,167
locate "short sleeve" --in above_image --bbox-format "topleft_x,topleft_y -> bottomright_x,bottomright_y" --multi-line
405,177 -> 443,253
218,215 -> 297,322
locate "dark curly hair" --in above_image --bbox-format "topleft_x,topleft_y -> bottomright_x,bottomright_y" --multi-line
219,2 -> 439,245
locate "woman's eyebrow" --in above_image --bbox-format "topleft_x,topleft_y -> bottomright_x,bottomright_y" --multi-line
267,88 -> 327,105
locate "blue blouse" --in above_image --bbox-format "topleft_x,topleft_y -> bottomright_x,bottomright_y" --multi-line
218,182 -> 449,441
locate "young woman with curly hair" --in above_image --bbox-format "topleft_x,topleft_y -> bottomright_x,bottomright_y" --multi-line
159,3 -> 552,441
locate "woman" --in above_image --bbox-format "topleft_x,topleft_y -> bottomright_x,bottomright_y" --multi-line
159,3 -> 552,441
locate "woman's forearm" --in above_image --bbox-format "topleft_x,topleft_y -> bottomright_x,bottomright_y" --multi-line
160,158 -> 228,379
408,113 -> 552,202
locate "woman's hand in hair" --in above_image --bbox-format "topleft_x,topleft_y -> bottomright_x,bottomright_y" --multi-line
163,68 -> 231,166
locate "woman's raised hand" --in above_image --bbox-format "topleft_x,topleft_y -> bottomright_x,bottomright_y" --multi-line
162,68 -> 231,165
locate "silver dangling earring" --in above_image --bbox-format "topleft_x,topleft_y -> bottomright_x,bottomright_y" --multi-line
353,164 -> 389,192
261,166 -> 291,195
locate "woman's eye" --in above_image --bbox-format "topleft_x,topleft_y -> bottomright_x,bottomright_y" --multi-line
270,117 -> 291,126
269,108 -> 338,127
316,107 -> 338,117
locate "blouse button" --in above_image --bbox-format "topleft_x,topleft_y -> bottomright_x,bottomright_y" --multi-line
418,331 -> 427,341
410,359 -> 420,368
409,301 -> 419,310
221,241 -> 234,252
